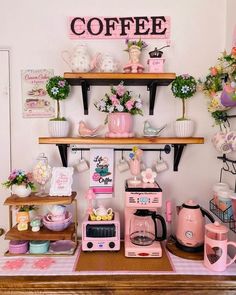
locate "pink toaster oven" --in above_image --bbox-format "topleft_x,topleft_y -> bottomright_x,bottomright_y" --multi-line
82,212 -> 120,251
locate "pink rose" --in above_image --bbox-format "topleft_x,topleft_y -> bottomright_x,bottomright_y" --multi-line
210,67 -> 218,76
92,172 -> 101,181
110,95 -> 120,106
125,100 -> 134,111
116,84 -> 126,96
231,47 -> 236,56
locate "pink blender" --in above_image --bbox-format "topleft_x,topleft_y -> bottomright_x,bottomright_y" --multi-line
204,221 -> 236,272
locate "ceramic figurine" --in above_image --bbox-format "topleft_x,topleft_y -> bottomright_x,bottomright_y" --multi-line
30,218 -> 41,232
143,121 -> 167,137
16,211 -> 30,231
78,121 -> 104,137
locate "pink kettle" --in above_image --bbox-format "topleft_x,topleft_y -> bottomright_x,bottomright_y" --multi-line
176,200 -> 215,252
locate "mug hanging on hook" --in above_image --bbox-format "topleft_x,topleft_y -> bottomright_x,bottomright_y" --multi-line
76,149 -> 89,173
117,150 -> 129,173
155,150 -> 168,173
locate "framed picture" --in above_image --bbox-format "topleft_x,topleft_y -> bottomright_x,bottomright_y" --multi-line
21,69 -> 55,118
49,167 -> 74,196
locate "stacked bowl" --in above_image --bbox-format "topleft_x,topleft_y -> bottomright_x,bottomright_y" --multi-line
43,211 -> 72,231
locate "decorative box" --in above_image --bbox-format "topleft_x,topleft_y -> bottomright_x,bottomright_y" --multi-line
9,240 -> 29,254
29,240 -> 49,254
147,58 -> 165,73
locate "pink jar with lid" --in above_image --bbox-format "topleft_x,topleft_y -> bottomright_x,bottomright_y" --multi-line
9,240 -> 29,254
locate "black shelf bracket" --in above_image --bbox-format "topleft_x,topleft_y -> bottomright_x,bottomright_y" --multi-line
80,80 -> 90,115
65,74 -> 175,116
172,144 -> 186,171
147,81 -> 158,115
57,144 -> 68,167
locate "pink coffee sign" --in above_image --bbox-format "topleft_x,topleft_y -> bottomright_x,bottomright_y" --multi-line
68,16 -> 170,39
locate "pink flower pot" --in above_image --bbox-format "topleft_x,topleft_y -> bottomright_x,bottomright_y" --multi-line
107,113 -> 133,137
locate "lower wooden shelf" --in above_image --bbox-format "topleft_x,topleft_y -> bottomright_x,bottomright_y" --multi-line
5,223 -> 76,241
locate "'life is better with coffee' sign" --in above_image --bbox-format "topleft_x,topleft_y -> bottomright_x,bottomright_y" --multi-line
68,16 -> 170,39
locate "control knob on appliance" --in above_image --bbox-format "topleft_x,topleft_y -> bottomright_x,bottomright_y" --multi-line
87,242 -> 93,249
109,242 -> 115,249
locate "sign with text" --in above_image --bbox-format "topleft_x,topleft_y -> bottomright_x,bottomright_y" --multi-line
68,16 -> 170,40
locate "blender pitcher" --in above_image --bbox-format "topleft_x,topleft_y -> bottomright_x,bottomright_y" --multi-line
204,221 -> 236,272
130,209 -> 167,246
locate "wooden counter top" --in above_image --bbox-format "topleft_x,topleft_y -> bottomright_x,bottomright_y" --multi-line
0,274 -> 235,294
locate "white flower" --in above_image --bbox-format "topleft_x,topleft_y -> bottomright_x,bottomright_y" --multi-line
108,106 -> 114,113
116,104 -> 124,112
181,85 -> 190,93
141,168 -> 157,183
136,102 -> 142,109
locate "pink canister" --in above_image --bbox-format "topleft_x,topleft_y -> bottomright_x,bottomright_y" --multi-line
9,240 -> 29,254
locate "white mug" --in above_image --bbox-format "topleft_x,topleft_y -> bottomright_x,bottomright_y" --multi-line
155,159 -> 168,172
76,158 -> 89,173
117,158 -> 129,172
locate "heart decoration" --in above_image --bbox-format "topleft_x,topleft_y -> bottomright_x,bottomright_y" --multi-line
206,244 -> 223,264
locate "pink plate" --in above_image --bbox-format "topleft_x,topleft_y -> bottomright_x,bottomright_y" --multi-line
49,240 -> 75,253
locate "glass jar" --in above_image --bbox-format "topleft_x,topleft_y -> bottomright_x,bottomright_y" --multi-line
33,153 -> 51,196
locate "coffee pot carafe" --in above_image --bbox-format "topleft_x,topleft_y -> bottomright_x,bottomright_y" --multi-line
130,209 -> 166,246
176,200 -> 215,252
204,221 -> 236,271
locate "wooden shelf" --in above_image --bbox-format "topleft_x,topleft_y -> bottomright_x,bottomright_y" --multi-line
5,223 -> 75,241
64,72 -> 176,85
64,72 -> 176,115
39,136 -> 204,171
39,136 -> 204,145
4,192 -> 77,206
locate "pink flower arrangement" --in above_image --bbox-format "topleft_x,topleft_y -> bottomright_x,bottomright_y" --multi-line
2,169 -> 36,190
94,81 -> 143,115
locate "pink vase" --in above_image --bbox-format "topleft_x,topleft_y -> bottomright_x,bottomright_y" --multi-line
107,113 -> 134,137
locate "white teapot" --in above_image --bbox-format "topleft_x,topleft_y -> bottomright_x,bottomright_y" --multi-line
61,44 -> 100,72
98,54 -> 119,72
93,205 -> 113,217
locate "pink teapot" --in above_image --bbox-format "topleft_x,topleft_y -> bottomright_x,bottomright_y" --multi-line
61,44 -> 100,72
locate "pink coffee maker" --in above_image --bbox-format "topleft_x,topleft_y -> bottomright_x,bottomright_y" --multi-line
204,221 -> 236,272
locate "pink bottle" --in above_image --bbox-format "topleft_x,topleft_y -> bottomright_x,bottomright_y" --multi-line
204,221 -> 236,272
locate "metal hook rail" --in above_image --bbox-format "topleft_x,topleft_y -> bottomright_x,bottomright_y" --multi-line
218,154 -> 236,193
71,144 -> 171,154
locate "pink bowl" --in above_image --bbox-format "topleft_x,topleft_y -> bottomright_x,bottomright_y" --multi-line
43,211 -> 72,231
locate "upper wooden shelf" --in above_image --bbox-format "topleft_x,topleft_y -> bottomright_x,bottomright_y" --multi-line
39,137 -> 204,145
64,72 -> 176,115
64,72 -> 176,85
4,192 -> 77,206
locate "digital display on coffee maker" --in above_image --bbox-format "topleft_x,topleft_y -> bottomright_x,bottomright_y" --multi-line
139,196 -> 149,204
